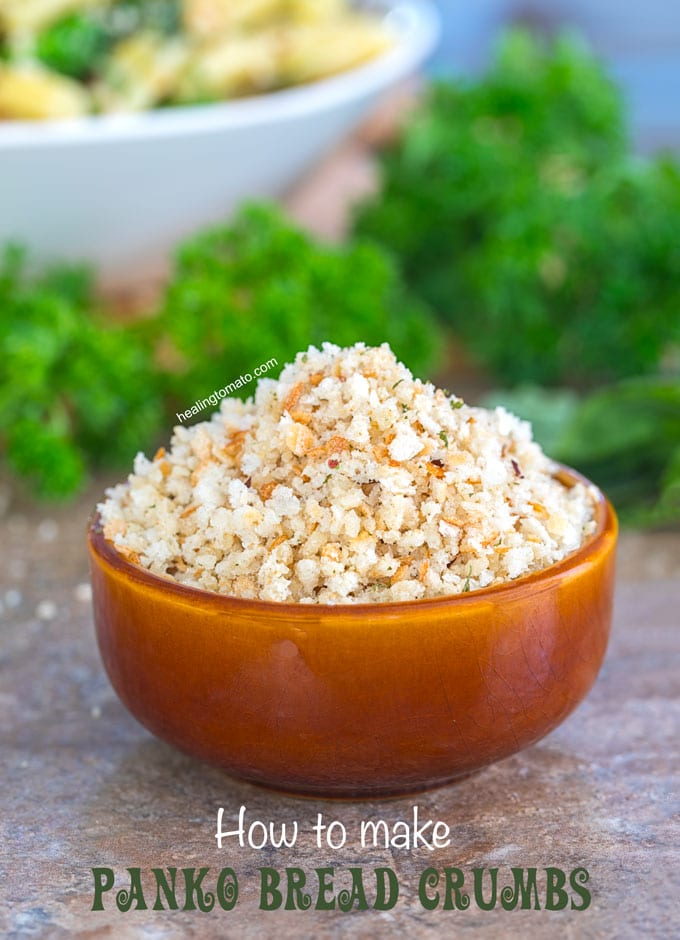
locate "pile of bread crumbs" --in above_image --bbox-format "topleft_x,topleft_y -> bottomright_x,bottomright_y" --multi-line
98,343 -> 598,603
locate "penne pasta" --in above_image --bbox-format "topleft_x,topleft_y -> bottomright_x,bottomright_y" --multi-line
0,62 -> 90,118
182,0 -> 286,39
178,32 -> 281,100
279,18 -> 393,85
0,0 -> 393,120
94,32 -> 189,111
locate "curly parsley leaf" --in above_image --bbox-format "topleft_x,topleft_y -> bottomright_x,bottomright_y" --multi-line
0,247 -> 164,500
356,30 -> 680,389
158,203 -> 442,404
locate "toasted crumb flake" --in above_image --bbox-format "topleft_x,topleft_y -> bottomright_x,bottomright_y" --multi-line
268,534 -> 288,552
259,481 -> 277,502
98,343 -> 597,603
285,421 -> 316,456
282,382 -> 304,414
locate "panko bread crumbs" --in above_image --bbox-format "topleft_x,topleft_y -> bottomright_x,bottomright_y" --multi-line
99,343 -> 597,603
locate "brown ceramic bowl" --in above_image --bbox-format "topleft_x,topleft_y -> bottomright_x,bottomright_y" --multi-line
88,467 -> 617,797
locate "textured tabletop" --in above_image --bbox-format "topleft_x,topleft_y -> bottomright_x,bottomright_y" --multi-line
2,105 -> 680,938
1,481 -> 678,940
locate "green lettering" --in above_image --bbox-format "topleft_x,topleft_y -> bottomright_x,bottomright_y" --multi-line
285,868 -> 312,910
374,867 -> 399,911
315,868 -> 335,910
443,868 -> 469,910
545,867 -> 569,911
570,867 -> 591,911
473,868 -> 498,911
216,868 -> 238,911
260,868 -> 282,910
152,868 -> 178,910
500,868 -> 539,910
182,867 -> 215,912
418,868 -> 440,911
117,868 -> 147,912
91,867 -> 114,911
338,868 -> 369,912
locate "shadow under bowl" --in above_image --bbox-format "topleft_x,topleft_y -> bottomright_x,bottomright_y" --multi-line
88,467 -> 617,798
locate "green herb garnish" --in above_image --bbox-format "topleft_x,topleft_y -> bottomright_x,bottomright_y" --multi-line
356,30 -> 680,389
0,247 -> 163,499
161,204 -> 441,404
36,13 -> 111,80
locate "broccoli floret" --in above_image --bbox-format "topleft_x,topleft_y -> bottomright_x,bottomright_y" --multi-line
36,13 -> 111,80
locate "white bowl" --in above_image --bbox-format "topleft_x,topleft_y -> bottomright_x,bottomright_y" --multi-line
0,0 -> 439,287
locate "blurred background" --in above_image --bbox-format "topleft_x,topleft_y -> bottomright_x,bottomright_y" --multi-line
431,0 -> 680,153
0,0 -> 678,534
2,9 -> 678,936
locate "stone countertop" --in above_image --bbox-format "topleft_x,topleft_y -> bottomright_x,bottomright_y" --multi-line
1,483 -> 678,940
2,100 -> 679,939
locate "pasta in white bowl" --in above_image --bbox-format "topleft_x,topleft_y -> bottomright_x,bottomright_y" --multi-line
0,0 -> 438,286
0,0 -> 395,120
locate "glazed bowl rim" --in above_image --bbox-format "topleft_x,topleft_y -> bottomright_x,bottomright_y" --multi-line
88,464 -> 617,617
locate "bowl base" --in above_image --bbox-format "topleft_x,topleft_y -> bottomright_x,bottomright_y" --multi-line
214,767 -> 482,802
